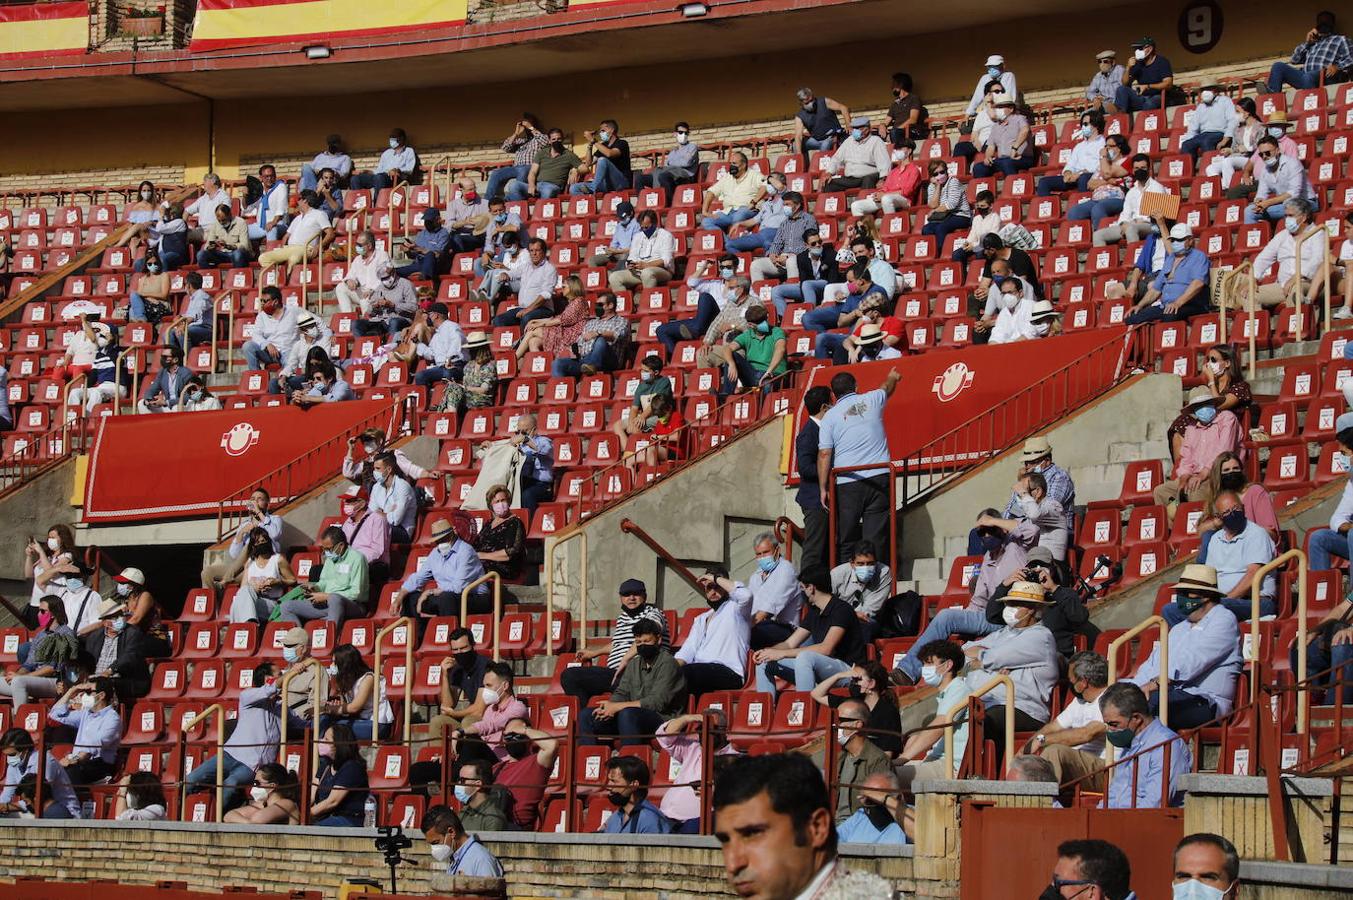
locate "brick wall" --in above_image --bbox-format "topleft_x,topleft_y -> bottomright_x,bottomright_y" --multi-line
0,167 -> 186,206
0,821 -> 915,899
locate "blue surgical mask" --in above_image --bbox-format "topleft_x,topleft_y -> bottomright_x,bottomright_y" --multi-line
756,556 -> 777,574
920,665 -> 942,687
111,617 -> 127,634
851,128 -> 864,141
1079,125 -> 1093,139
719,266 -> 735,279
1194,405 -> 1218,424
1172,879 -> 1232,900
987,66 -> 1001,79
1284,216 -> 1300,235
809,246 -> 823,258
1170,239 -> 1189,254
755,321 -> 770,334
454,785 -> 474,804
65,577 -> 84,592
323,548 -> 339,561
494,212 -> 508,224
853,565 -> 876,582
1267,126 -> 1285,139
282,646 -> 300,664
598,130 -> 612,143
388,138 -> 400,149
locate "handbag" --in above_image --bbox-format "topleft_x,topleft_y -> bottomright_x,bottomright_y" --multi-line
926,208 -> 955,224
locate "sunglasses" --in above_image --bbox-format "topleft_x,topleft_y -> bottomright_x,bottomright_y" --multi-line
675,130 -> 690,136
1258,152 -> 1276,160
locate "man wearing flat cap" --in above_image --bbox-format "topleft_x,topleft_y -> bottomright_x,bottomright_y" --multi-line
822,116 -> 891,194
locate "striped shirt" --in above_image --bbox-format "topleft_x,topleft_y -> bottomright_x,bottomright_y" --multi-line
1291,33 -> 1353,73
606,605 -> 670,669
1004,461 -> 1076,531
928,177 -> 971,218
502,130 -> 550,168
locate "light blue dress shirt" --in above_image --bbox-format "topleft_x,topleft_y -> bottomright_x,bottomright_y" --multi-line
675,583 -> 752,678
748,558 -> 804,628
1132,603 -> 1242,716
1207,521 -> 1275,599
401,538 -> 487,598
1,749 -> 80,817
818,389 -> 891,481
1104,717 -> 1192,809
49,702 -> 121,764
837,808 -> 908,845
370,473 -> 417,535
448,836 -> 504,878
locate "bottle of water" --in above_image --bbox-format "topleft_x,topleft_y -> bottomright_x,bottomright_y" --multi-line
82,799 -> 96,820
363,794 -> 377,829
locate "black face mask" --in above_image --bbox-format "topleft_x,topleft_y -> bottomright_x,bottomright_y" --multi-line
1133,169 -> 1150,183
1038,887 -> 1063,900
551,141 -> 565,152
453,650 -> 478,670
635,644 -> 660,662
861,802 -> 894,831
606,790 -> 629,807
594,303 -> 606,317
1219,472 -> 1245,491
503,736 -> 531,760
892,88 -> 901,97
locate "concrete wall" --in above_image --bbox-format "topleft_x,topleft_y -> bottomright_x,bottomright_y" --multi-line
0,457 -> 78,594
546,417 -> 799,618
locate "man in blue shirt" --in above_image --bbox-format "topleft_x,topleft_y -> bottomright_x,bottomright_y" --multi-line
350,127 -> 417,191
513,413 -> 554,515
1163,494 -> 1275,627
1131,564 -> 1242,729
185,662 -> 282,807
1126,223 -> 1210,325
1101,682 -> 1192,809
0,727 -> 80,817
599,755 -> 671,834
395,209 -> 452,281
837,772 -> 907,844
422,804 -> 504,878
48,677 -> 122,787
816,368 -> 900,568
587,200 -> 640,268
802,262 -> 890,335
392,518 -> 489,619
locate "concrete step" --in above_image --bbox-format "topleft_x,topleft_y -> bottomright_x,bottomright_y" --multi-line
1107,440 -> 1170,464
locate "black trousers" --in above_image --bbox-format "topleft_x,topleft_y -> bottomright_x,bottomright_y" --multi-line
750,620 -> 795,650
559,665 -> 616,703
800,507 -> 830,577
64,757 -> 115,788
405,589 -> 494,619
680,663 -> 744,698
835,474 -> 891,567
984,705 -> 1046,765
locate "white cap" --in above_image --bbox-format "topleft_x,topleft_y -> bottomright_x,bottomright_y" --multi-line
1169,223 -> 1193,240
985,54 -> 1004,67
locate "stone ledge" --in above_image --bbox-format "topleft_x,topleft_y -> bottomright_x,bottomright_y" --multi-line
1176,773 -> 1335,798
1241,860 -> 1353,888
913,778 -> 1059,798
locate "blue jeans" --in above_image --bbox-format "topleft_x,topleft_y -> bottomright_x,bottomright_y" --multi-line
771,280 -> 829,316
803,136 -> 837,152
802,293 -> 863,334
569,156 -> 628,195
1036,172 -> 1093,196
720,351 -> 771,395
701,207 -> 757,232
922,214 -> 972,247
350,172 -> 393,191
486,165 -> 529,202
1068,197 -> 1124,229
1296,634 -> 1353,704
1308,527 -> 1352,571
318,714 -> 392,742
316,813 -> 364,827
552,337 -> 618,376
1267,62 -> 1322,93
1160,597 -> 1275,628
198,247 -> 251,268
894,609 -> 1002,681
1114,86 -> 1161,113
728,227 -> 777,253
814,333 -> 848,359
169,323 -> 213,352
972,157 -> 1033,178
1244,201 -> 1290,225
1180,131 -> 1225,160
656,292 -> 720,352
1196,529 -> 1216,565
505,179 -> 562,201
299,163 -> 322,191
243,341 -> 282,371
395,251 -> 445,281
414,363 -> 463,387
491,305 -> 553,329
755,650 -> 851,699
186,751 -> 254,808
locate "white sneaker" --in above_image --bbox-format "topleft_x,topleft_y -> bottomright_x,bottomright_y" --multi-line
1334,307 -> 1353,320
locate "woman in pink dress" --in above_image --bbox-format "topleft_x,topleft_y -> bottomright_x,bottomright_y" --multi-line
518,275 -> 590,361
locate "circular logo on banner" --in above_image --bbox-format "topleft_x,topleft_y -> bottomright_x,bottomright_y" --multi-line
221,422 -> 261,457
932,362 -> 976,403
1178,0 -> 1223,54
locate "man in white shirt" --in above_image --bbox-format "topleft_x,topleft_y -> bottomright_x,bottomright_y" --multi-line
243,286 -> 304,371
300,134 -> 353,190
746,532 -> 804,649
413,302 -> 467,387
1026,650 -> 1109,792
183,173 -> 231,233
350,127 -> 418,192
244,164 -> 289,242
822,117 -> 892,193
1036,111 -> 1106,197
1094,155 -> 1168,246
490,237 -> 558,329
258,190 -> 333,270
607,209 -> 675,292
965,53 -> 1019,117
1251,197 -> 1327,307
333,230 -> 390,315
678,566 -> 754,698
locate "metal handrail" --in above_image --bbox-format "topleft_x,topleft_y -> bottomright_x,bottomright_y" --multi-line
1218,261 -> 1256,378
112,346 -> 146,415
943,673 -> 1015,776
373,616 -> 415,742
181,703 -> 226,823
546,527 -> 588,661
1106,614 -> 1170,739
773,516 -> 804,562
279,656 -> 323,791
1254,549 -> 1308,732
461,571 -> 503,661
0,404 -> 90,500
1293,223 -> 1332,337
620,517 -> 704,594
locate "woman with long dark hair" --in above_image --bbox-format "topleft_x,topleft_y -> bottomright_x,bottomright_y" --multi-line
322,643 -> 393,741
310,723 -> 369,826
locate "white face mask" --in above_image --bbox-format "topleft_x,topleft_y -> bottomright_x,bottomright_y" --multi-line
1001,293 -> 1020,310
1134,48 -> 1148,60
47,537 -> 60,552
1207,360 -> 1224,375
250,786 -> 270,803
675,133 -> 689,145
1200,90 -> 1216,105
325,664 -> 338,677
116,583 -> 134,597
1002,606 -> 1025,627
80,693 -> 97,711
388,138 -> 400,149
992,108 -> 1009,121
891,149 -> 909,162
430,842 -> 454,863
836,725 -> 854,746
481,687 -> 501,706
919,665 -> 942,687
1172,880 -> 1233,900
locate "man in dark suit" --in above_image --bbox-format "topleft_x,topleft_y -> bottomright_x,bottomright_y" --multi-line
771,232 -> 843,317
82,598 -> 151,700
136,344 -> 195,414
795,386 -> 835,575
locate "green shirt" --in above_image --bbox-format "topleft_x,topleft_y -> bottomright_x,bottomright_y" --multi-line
459,796 -> 510,833
535,150 -> 583,188
735,327 -> 788,376
631,374 -> 674,409
835,736 -> 892,822
611,649 -> 686,717
316,545 -> 369,603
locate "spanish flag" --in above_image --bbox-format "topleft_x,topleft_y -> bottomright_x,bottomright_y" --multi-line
190,0 -> 468,51
0,2 -> 87,59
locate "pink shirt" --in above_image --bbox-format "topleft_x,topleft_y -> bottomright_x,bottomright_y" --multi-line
474,695 -> 529,761
1242,482 -> 1280,533
655,721 -> 738,823
1176,410 -> 1244,479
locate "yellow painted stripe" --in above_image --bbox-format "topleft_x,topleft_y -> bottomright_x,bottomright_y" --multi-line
0,16 -> 86,56
193,0 -> 466,43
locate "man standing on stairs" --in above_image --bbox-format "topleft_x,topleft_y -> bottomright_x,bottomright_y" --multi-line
816,369 -> 901,571
795,387 -> 834,576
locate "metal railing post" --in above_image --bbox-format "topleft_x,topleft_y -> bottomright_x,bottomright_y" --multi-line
1253,549 -> 1308,732
1106,615 -> 1171,756
374,616 -> 415,743
183,703 -> 226,823
943,673 -> 1015,776
279,657 -> 323,787
460,571 -> 503,661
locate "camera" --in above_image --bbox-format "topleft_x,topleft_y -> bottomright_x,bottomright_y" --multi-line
374,824 -> 413,857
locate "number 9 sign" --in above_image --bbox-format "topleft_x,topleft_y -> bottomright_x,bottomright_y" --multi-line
1178,0 -> 1224,54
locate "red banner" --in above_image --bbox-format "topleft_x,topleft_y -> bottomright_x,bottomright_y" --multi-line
791,328 -> 1130,480
83,400 -> 393,523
